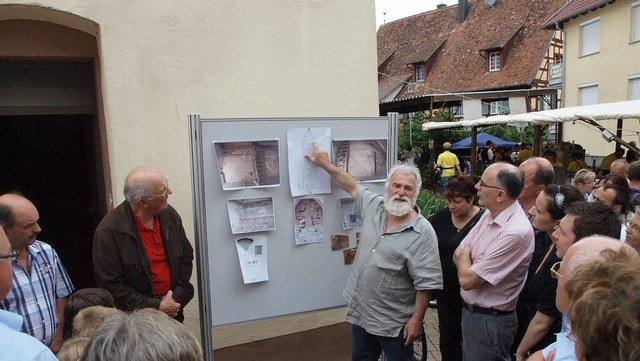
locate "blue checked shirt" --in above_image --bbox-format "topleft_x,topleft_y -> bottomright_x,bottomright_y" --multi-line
0,240 -> 74,346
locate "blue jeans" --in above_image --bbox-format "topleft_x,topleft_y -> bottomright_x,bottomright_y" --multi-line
440,176 -> 452,193
351,324 -> 414,361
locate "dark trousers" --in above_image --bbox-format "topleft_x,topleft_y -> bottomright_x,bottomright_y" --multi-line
351,324 -> 414,361
461,308 -> 517,361
436,292 -> 463,361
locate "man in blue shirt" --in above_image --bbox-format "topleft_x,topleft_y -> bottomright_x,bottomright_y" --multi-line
0,205 -> 58,360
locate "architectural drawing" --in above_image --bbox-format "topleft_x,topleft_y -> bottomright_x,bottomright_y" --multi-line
287,128 -> 331,197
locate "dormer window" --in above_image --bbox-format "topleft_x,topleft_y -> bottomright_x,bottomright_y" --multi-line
489,51 -> 501,72
415,64 -> 425,82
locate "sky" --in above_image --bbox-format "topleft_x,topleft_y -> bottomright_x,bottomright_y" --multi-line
375,0 -> 459,29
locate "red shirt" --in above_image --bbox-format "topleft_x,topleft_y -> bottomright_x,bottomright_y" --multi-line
132,212 -> 171,295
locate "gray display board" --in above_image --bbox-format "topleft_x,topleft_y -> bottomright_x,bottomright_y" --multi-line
189,115 -> 397,359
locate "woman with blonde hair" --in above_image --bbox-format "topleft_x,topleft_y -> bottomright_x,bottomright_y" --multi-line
572,169 -> 595,201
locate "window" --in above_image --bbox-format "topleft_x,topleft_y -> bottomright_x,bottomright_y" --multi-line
415,64 -> 425,82
490,101 -> 503,114
629,74 -> 640,100
451,105 -> 464,118
482,99 -> 510,115
580,18 -> 600,56
539,95 -> 551,111
633,2 -> 640,42
489,51 -> 500,71
578,82 -> 598,105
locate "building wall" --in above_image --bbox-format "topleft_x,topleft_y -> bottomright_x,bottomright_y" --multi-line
0,0 -> 379,349
561,0 -> 640,156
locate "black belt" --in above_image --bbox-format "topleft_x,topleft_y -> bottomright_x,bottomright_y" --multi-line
463,302 -> 513,316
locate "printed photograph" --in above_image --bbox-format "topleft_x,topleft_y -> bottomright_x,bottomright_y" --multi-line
331,139 -> 388,182
213,140 -> 280,190
227,197 -> 276,234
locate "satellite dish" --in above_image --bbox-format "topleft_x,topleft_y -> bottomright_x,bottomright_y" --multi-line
486,0 -> 496,7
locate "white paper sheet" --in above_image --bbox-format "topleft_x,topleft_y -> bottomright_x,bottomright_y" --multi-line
286,128 -> 331,197
235,235 -> 269,284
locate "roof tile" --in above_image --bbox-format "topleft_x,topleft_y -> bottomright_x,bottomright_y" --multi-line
377,0 -> 565,102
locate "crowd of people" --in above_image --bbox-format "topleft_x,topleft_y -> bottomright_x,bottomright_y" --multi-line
0,166 -> 201,360
311,138 -> 640,361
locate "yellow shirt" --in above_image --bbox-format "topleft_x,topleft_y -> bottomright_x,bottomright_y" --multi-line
516,148 -> 533,164
437,150 -> 460,177
599,153 -> 617,171
567,159 -> 589,174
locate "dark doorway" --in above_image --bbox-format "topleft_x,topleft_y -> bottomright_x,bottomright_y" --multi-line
0,114 -> 104,289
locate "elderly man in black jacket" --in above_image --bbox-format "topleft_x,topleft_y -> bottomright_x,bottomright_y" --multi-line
93,167 -> 194,322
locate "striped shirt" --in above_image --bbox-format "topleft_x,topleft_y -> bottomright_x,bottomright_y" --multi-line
0,241 -> 74,346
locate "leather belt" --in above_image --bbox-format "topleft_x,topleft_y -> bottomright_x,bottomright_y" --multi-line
463,302 -> 513,316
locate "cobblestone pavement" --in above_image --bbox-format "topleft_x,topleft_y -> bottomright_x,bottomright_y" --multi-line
424,307 -> 442,361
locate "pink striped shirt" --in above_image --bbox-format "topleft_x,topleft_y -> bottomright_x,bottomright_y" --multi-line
459,201 -> 534,311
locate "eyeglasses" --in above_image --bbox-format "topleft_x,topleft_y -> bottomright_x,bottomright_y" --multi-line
0,249 -> 19,261
478,179 -> 505,191
550,261 -> 567,280
146,179 -> 170,199
628,222 -> 640,233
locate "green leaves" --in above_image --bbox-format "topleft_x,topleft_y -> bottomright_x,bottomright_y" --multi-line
416,190 -> 447,220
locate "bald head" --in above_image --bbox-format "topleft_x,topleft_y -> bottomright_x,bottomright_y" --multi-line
518,157 -> 554,206
564,235 -> 639,277
0,193 -> 41,250
0,193 -> 34,228
556,235 -> 639,314
124,167 -> 166,204
610,159 -> 629,177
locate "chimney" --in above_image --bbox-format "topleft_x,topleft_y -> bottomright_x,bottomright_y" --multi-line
458,0 -> 469,23
437,3 -> 447,9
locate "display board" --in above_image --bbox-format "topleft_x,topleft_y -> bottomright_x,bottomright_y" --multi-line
189,115 -> 397,352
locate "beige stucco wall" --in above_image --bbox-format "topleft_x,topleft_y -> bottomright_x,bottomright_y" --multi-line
561,0 -> 640,156
0,0 -> 379,351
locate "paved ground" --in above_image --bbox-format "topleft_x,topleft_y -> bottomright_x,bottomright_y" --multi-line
215,307 -> 443,361
424,307 -> 442,361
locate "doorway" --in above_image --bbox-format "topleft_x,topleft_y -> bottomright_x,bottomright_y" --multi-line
0,61 -> 106,290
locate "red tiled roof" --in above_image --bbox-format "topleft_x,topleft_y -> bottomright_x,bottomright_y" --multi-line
377,0 -> 565,102
542,0 -> 614,29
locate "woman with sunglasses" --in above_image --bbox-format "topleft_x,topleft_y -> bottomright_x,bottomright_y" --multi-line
515,184 -> 583,361
430,175 -> 485,361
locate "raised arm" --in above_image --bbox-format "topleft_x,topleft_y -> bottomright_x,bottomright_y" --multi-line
305,141 -> 359,197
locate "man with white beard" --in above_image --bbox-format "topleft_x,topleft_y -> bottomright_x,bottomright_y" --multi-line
307,142 -> 442,361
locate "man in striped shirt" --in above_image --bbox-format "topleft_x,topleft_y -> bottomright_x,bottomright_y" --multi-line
0,193 -> 74,353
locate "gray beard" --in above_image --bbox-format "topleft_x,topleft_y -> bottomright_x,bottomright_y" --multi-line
384,193 -> 413,217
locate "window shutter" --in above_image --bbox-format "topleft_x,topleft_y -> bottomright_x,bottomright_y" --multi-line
634,4 -> 640,42
580,19 -> 600,56
482,102 -> 489,116
579,85 -> 598,105
630,77 -> 640,100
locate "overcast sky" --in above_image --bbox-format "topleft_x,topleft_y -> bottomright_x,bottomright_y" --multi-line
375,0 -> 459,29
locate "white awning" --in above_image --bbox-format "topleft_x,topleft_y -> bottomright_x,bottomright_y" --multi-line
421,100 -> 640,130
